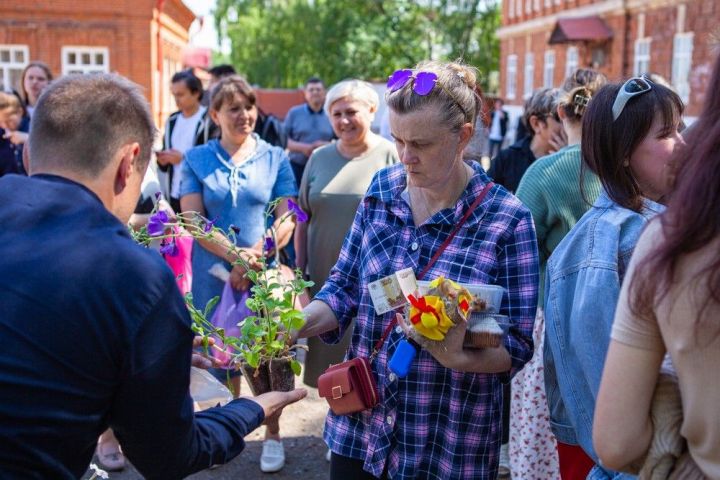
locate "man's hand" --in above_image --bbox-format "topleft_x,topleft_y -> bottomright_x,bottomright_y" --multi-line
156,149 -> 183,166
191,336 -> 223,369
248,389 -> 308,420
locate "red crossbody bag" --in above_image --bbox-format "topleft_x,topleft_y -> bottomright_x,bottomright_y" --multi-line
317,182 -> 494,415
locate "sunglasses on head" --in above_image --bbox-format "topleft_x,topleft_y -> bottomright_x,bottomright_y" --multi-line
386,69 -> 470,120
612,76 -> 652,121
387,69 -> 439,95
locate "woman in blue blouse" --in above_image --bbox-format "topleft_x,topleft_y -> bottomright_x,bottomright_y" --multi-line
180,75 -> 297,473
543,77 -> 685,479
295,61 -> 539,479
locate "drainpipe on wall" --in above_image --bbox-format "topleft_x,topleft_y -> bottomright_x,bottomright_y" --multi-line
156,0 -> 166,123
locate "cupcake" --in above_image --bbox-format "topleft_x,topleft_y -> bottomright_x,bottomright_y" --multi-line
464,314 -> 504,348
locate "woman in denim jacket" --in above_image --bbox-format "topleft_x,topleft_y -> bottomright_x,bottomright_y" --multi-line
543,79 -> 685,479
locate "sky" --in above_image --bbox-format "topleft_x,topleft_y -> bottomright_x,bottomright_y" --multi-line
183,0 -> 230,54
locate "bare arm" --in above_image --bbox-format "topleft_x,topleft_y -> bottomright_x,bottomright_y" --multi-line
295,300 -> 340,339
594,340 -> 663,471
180,193 -> 262,266
286,138 -> 313,157
294,221 -> 308,273
270,199 -> 295,250
248,198 -> 296,254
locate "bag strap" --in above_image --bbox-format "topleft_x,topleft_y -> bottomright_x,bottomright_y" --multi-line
371,181 -> 495,360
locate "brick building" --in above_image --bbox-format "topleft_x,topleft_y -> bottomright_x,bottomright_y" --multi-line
0,0 -> 195,128
497,0 -> 718,130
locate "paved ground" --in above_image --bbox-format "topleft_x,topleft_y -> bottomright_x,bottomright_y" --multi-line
85,350 -> 331,480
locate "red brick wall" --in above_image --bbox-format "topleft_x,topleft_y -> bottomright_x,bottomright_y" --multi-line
0,0 -> 194,126
499,0 -> 715,116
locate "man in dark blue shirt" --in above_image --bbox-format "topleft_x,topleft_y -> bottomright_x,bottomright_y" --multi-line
0,74 -> 306,479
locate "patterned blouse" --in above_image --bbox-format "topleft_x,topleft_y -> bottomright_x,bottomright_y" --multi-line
315,162 -> 539,479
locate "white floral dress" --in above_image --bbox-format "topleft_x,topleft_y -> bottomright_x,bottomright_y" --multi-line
509,308 -> 561,479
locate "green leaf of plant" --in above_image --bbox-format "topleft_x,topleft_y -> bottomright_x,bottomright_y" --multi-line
290,359 -> 301,376
203,296 -> 220,318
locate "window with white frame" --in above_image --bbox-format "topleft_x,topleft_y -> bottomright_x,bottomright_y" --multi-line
533,0 -> 540,11
565,46 -> 579,78
61,47 -> 109,75
524,52 -> 534,99
672,32 -> 693,104
0,45 -> 29,93
509,0 -> 515,19
544,50 -> 555,88
525,0 -> 532,14
515,0 -> 522,17
633,38 -> 651,76
507,55 -> 518,100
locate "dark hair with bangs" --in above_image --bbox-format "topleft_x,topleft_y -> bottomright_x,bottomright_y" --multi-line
581,79 -> 683,212
171,70 -> 203,98
629,53 -> 720,335
209,75 -> 256,112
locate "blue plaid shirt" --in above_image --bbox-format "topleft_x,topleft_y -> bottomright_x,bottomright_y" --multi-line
315,162 -> 539,479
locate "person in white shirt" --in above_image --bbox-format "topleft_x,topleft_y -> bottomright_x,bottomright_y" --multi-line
488,98 -> 508,160
157,70 -> 208,212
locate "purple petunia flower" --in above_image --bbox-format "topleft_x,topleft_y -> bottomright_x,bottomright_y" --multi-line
287,199 -> 308,223
147,211 -> 169,237
263,236 -> 275,252
203,218 -> 216,233
160,238 -> 178,257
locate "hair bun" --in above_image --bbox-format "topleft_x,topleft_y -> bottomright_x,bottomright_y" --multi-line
448,63 -> 478,90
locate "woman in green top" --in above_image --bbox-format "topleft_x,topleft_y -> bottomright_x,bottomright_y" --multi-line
295,79 -> 398,388
508,68 -> 607,479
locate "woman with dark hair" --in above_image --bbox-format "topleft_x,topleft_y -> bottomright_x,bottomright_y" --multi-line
594,55 -> 720,479
157,70 -> 207,212
543,77 -> 684,479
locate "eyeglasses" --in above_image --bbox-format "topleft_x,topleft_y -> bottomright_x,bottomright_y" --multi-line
612,76 -> 652,121
386,69 -> 470,120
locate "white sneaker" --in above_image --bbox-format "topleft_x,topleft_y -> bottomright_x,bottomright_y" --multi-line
326,449 -> 332,462
498,442 -> 510,478
260,439 -> 285,473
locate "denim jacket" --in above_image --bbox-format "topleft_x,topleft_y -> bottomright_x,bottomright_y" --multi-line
544,190 -> 664,479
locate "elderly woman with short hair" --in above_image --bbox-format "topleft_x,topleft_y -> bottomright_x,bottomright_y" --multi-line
296,79 -> 398,389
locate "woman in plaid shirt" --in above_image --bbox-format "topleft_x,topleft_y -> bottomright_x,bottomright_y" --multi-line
296,60 -> 539,479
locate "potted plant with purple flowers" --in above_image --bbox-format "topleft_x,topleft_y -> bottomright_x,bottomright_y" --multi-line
132,197 -> 313,395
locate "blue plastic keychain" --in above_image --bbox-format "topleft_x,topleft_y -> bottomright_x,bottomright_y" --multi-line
388,337 -> 421,379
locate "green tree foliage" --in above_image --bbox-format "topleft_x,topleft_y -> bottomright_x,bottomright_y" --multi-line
214,0 -> 499,91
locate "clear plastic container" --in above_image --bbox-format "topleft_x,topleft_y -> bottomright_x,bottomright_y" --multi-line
464,314 -> 510,349
416,281 -> 505,313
